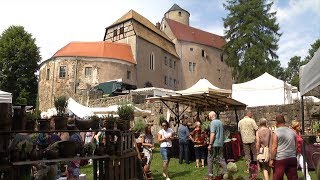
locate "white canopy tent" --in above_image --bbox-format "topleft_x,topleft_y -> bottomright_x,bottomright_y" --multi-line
176,78 -> 231,96
232,72 -> 296,107
41,98 -> 151,119
0,90 -> 12,104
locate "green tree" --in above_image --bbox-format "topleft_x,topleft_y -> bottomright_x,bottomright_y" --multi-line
303,39 -> 320,64
223,0 -> 281,83
284,56 -> 301,88
0,25 -> 40,106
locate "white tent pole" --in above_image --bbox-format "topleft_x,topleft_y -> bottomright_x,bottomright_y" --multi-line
300,96 -> 307,180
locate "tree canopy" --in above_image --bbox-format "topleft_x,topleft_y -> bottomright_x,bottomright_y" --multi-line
284,38 -> 320,89
0,25 -> 40,106
223,0 -> 281,83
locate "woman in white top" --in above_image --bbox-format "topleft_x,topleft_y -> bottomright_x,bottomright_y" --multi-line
158,120 -> 174,180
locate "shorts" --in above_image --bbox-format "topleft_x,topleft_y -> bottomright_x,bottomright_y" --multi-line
195,146 -> 206,159
143,148 -> 153,164
160,147 -> 172,161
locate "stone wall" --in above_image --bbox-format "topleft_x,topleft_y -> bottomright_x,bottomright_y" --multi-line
88,95 -> 320,134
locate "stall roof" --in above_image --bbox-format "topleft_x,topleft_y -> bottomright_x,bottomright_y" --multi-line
300,48 -> 320,98
146,91 -> 246,110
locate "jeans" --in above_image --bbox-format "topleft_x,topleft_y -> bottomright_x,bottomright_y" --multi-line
207,147 -> 227,176
273,157 -> 298,180
179,142 -> 189,164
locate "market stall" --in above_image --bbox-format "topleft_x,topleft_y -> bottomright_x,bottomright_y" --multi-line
299,47 -> 320,177
146,78 -> 246,160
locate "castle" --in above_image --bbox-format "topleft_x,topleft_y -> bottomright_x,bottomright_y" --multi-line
38,4 -> 233,111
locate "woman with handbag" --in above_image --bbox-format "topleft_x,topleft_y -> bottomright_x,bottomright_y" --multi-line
256,118 -> 272,180
291,120 -> 311,180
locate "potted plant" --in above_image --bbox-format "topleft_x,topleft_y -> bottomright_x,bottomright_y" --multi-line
133,118 -> 147,138
117,102 -> 135,130
53,96 -> 68,130
25,109 -> 41,131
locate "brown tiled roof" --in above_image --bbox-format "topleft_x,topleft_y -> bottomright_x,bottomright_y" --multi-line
52,41 -> 135,64
165,18 -> 226,49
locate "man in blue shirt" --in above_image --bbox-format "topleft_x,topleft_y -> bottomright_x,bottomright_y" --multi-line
205,111 -> 226,179
178,117 -> 190,164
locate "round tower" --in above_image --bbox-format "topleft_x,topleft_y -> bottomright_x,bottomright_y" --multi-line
164,4 -> 190,26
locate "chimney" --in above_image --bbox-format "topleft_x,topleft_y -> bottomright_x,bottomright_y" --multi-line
156,22 -> 161,29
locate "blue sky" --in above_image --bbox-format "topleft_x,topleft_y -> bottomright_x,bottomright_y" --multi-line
0,0 -> 319,67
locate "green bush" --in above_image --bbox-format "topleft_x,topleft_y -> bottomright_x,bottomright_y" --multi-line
117,102 -> 134,120
201,121 -> 211,131
54,96 -> 68,116
26,109 -> 41,120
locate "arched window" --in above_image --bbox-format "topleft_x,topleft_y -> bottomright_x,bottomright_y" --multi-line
149,53 -> 155,70
178,11 -> 182,16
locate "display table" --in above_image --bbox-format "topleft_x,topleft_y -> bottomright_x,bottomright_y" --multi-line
305,144 -> 320,170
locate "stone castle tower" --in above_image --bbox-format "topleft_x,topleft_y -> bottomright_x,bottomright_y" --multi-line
164,4 -> 190,26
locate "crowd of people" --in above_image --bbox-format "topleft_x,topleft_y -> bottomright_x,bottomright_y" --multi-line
139,110 -> 312,180
10,109 -> 313,180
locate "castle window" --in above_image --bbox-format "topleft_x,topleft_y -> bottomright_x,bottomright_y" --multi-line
178,12 -> 182,16
189,62 -> 196,72
165,56 -> 168,65
189,62 -> 192,72
149,53 -> 155,70
120,27 -> 124,35
190,48 -> 193,51
85,67 -> 92,77
202,49 -> 205,57
174,79 -> 177,88
169,77 -> 173,87
46,68 -> 50,80
59,66 -> 66,78
164,76 -> 168,85
127,71 -> 131,79
173,61 -> 176,69
169,59 -> 172,68
113,29 -> 117,37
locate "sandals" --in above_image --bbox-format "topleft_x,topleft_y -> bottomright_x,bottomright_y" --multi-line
195,165 -> 199,168
201,165 -> 205,168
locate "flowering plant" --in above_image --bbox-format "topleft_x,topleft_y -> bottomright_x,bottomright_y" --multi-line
249,163 -> 260,180
223,162 -> 238,179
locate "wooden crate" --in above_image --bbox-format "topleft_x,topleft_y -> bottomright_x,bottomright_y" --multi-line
105,130 -> 135,156
95,152 -> 138,180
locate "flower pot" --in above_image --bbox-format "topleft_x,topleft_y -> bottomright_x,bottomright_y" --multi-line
52,116 -> 67,130
116,119 -> 130,131
25,120 -> 36,131
105,121 -> 115,130
38,119 -> 50,131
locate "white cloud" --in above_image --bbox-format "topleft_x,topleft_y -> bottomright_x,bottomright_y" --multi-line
0,0 -> 175,61
275,0 -> 320,22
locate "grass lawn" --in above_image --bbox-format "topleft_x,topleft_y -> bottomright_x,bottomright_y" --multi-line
81,147 -> 317,179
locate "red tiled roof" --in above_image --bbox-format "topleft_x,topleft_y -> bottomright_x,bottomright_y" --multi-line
52,41 -> 135,64
166,18 -> 226,49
